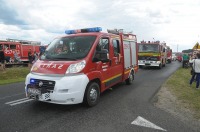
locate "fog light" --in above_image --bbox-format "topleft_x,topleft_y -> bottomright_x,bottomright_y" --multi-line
59,89 -> 68,93
67,98 -> 75,102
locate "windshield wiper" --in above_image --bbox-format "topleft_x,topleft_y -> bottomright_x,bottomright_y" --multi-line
44,54 -> 77,61
50,57 -> 77,61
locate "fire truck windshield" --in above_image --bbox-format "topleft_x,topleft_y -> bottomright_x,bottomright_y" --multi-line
41,36 -> 96,60
139,44 -> 159,52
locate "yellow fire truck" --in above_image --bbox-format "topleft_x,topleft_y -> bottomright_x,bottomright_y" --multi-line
138,41 -> 167,69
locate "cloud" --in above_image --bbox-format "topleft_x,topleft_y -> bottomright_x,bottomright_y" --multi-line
0,0 -> 26,25
0,0 -> 200,52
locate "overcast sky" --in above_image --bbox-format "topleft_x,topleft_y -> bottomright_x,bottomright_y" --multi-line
0,0 -> 200,52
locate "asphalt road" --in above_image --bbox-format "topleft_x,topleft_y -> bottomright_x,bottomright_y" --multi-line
0,61 -> 199,132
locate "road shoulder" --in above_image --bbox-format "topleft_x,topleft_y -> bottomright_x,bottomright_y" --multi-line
154,85 -> 200,129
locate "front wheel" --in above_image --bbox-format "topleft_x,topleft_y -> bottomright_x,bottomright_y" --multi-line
158,64 -> 162,69
83,82 -> 100,107
126,71 -> 134,85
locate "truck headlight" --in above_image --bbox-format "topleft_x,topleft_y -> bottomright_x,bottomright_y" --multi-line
66,60 -> 86,74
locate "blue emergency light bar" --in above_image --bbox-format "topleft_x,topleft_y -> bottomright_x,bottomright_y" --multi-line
65,27 -> 102,34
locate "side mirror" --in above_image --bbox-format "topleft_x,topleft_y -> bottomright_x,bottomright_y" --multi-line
93,49 -> 109,62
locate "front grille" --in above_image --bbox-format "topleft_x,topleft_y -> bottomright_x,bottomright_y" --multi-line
29,79 -> 56,94
138,56 -> 158,61
35,79 -> 55,90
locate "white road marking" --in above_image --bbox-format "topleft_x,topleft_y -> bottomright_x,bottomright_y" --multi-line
5,98 -> 34,106
10,99 -> 34,106
131,116 -> 167,131
5,98 -> 28,104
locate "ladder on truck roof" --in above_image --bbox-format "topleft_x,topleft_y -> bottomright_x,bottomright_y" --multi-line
6,38 -> 41,45
107,29 -> 136,39
107,29 -> 134,35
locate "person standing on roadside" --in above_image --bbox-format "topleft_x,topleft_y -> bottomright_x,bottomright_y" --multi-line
189,55 -> 197,85
189,53 -> 200,89
189,54 -> 196,67
32,51 -> 38,63
28,49 -> 33,68
182,53 -> 189,68
0,49 -> 5,70
13,50 -> 21,63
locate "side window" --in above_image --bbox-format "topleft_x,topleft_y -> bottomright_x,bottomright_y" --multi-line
98,38 -> 109,51
10,45 -> 16,49
112,39 -> 120,56
4,44 -> 9,49
93,38 -> 109,61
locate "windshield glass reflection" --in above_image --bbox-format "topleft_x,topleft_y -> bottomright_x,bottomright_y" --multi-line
41,36 -> 96,61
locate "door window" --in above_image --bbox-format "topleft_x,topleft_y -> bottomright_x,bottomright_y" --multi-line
112,39 -> 120,56
4,44 -> 9,49
93,38 -> 109,61
99,38 -> 109,51
10,45 -> 16,49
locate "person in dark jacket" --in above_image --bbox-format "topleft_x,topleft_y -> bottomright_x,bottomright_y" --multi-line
28,49 -> 33,68
0,49 -> 5,70
182,53 -> 189,68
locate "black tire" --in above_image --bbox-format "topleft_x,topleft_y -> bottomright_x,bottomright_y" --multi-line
163,59 -> 166,67
125,71 -> 134,85
158,64 -> 162,69
163,63 -> 166,67
139,65 -> 143,69
83,82 -> 100,107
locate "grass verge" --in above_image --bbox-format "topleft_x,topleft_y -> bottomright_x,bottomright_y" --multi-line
164,67 -> 200,119
0,67 -> 30,85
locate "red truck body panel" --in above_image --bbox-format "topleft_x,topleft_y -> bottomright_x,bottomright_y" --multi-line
0,40 -> 40,62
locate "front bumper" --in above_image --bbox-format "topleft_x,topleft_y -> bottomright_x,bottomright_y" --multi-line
25,73 -> 89,105
138,60 -> 161,67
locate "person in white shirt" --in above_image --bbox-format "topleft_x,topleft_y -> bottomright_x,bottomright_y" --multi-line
189,53 -> 200,89
13,50 -> 21,63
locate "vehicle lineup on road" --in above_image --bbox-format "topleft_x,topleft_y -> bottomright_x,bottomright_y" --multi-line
2,59 -> 199,131
25,27 -> 138,106
1,27 -> 195,131
138,41 -> 170,69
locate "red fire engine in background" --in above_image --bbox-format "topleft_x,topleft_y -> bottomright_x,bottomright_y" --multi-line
166,46 -> 172,63
138,41 -> 168,69
0,39 -> 42,62
176,52 -> 183,62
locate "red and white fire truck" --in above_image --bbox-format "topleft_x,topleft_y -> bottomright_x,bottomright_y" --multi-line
166,46 -> 172,63
138,41 -> 167,69
25,27 -> 138,106
0,39 -> 41,62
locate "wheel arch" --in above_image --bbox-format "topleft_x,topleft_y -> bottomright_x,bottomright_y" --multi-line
83,78 -> 101,107
84,78 -> 101,96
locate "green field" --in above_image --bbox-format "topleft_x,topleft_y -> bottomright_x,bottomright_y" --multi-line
164,67 -> 200,118
0,67 -> 30,85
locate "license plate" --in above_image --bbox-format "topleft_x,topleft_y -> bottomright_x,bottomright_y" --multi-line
27,84 -> 36,88
28,88 -> 41,95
